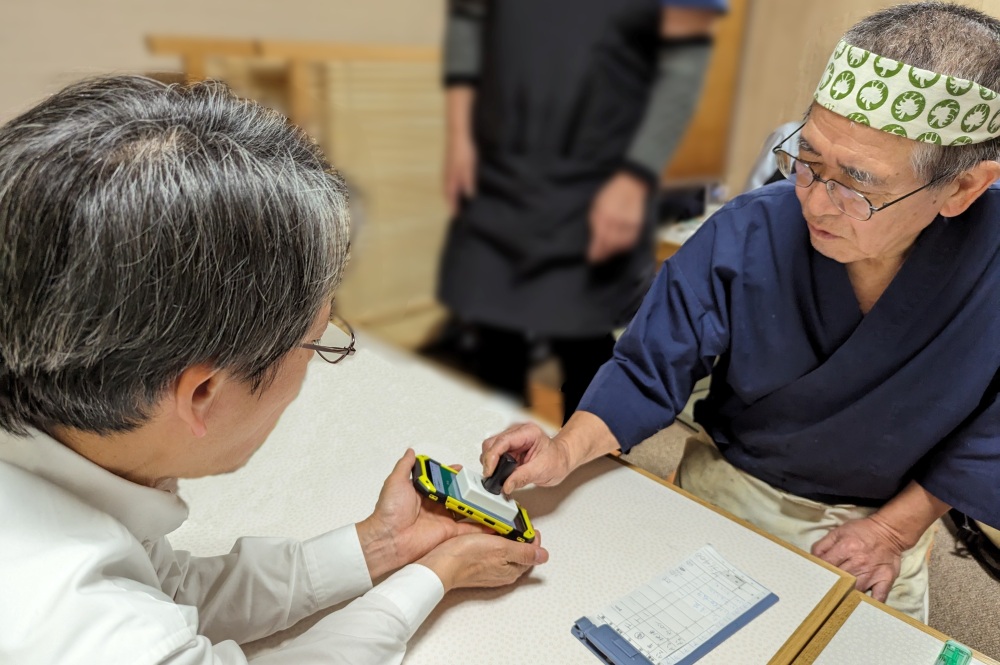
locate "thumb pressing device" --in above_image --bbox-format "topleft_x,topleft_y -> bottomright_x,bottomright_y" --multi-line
411,453 -> 535,543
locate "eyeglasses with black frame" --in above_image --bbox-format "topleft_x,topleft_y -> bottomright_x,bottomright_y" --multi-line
771,122 -> 945,221
300,315 -> 357,364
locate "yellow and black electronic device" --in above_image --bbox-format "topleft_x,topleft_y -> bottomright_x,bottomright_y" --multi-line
411,454 -> 535,543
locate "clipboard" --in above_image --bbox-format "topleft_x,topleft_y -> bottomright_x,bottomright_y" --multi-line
573,617 -> 656,665
571,545 -> 779,665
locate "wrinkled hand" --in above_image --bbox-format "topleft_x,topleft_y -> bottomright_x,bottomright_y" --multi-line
357,449 -> 486,579
419,532 -> 549,592
481,422 -> 573,495
811,516 -> 907,602
444,133 -> 477,216
587,171 -> 649,264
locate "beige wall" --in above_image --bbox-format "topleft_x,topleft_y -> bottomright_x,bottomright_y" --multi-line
8,1 -> 1000,190
0,0 -> 443,123
726,0 -> 1000,194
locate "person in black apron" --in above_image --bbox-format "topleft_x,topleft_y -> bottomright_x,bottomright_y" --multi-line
438,0 -> 727,422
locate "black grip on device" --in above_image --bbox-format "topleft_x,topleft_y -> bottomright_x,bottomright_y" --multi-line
482,453 -> 518,495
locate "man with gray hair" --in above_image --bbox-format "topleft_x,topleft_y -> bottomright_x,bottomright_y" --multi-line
0,76 -> 547,664
481,1 -> 1000,622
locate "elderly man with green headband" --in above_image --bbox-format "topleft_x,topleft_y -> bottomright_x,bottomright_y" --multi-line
479,1 -> 1000,621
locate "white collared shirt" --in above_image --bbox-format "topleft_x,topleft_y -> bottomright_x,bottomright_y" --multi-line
0,429 -> 444,664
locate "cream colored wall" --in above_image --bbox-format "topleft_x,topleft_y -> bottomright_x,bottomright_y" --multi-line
726,0 -> 1000,194
0,0 -> 443,123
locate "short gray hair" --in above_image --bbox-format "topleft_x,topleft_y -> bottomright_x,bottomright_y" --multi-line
843,2 -> 1000,184
0,76 -> 350,435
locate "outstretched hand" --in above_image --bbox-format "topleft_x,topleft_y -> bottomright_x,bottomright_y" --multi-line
357,449 -> 486,580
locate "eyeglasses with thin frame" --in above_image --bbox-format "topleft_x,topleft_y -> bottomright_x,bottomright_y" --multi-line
771,122 -> 944,221
300,315 -> 357,364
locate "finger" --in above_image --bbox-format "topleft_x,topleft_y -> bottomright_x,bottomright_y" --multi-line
813,538 -> 853,569
481,436 -> 504,476
587,208 -> 606,262
622,225 -> 642,250
588,235 -> 611,264
482,424 -> 522,462
482,424 -> 534,475
869,578 -> 892,603
461,165 -> 477,198
505,540 -> 550,566
811,531 -> 838,558
588,218 -> 613,263
612,223 -> 641,254
587,239 -> 606,264
445,170 -> 464,216
606,219 -> 639,257
503,465 -> 546,494
819,547 -> 853,570
481,432 -> 505,466
390,448 -> 416,482
596,221 -> 622,261
602,235 -> 626,260
852,570 -> 875,594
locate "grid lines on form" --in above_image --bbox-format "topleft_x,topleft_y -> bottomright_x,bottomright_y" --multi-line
588,545 -> 773,665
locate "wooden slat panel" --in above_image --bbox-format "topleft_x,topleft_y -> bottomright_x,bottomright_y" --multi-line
318,60 -> 449,348
146,35 -> 259,58
259,41 -> 438,63
146,35 -> 259,82
662,0 -> 749,185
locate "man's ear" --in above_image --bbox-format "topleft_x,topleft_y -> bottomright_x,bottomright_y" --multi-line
173,364 -> 222,438
939,160 -> 1000,218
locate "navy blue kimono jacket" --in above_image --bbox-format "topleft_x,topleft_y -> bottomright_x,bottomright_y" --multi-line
579,181 -> 1000,526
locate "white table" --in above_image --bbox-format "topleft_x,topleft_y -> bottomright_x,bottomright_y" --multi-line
795,591 -> 999,665
169,340 -> 854,664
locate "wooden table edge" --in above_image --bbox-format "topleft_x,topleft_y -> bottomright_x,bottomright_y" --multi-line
790,591 -> 862,664
794,590 -> 1000,664
610,455 -> 855,664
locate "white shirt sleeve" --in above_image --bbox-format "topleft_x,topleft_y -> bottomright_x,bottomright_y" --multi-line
248,565 -> 444,665
148,526 -> 444,663
149,524 -> 373,645
156,566 -> 443,665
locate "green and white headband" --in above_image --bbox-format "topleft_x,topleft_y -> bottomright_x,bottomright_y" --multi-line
814,39 -> 1000,145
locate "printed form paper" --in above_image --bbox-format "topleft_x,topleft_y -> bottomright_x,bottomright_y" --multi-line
583,545 -> 778,665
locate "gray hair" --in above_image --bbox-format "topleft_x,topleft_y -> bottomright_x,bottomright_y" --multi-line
843,2 -> 1000,185
0,75 -> 351,435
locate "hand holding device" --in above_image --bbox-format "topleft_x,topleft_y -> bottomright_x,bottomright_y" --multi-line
418,532 -> 548,592
480,421 -> 575,493
357,449 -> 484,579
481,413 -> 623,493
412,454 -> 535,542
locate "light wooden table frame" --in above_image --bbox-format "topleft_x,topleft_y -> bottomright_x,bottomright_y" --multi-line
793,591 -> 1000,665
146,35 -> 438,135
257,41 -> 437,140
146,35 -> 258,82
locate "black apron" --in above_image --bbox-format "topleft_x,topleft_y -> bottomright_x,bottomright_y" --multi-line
438,0 -> 662,338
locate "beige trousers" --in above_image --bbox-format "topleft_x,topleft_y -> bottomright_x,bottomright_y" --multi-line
674,431 -> 935,622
